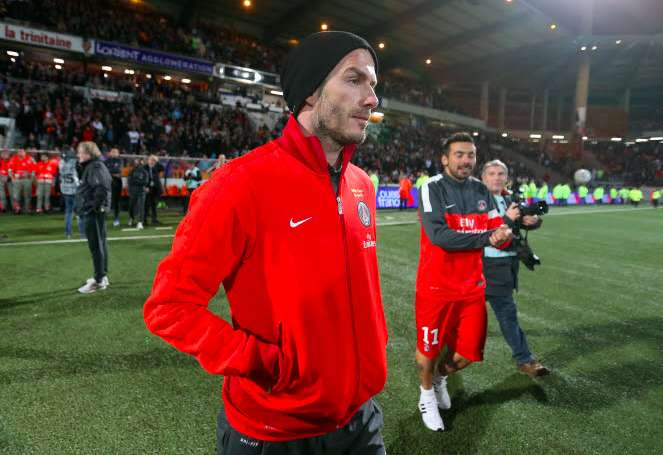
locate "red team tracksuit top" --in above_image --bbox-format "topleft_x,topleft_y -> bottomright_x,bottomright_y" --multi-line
144,116 -> 388,442
416,174 -> 508,300
8,154 -> 35,179
36,159 -> 59,182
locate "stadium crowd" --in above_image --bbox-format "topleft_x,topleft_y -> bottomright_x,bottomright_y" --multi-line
630,105 -> 663,134
1,0 -> 472,114
1,60 -> 280,160
379,73 -> 467,114
1,0 -> 286,73
3,142 -> 658,215
586,140 -> 662,185
1,61 -> 661,217
1,0 -> 661,190
1,59 -> 218,102
357,122 -> 537,185
4,54 -> 663,191
1,57 -> 534,182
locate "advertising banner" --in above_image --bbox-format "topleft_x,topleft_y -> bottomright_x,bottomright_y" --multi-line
377,185 -> 419,209
94,40 -> 214,75
0,21 -> 91,54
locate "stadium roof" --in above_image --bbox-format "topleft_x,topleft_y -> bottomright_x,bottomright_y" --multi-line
159,0 -> 663,94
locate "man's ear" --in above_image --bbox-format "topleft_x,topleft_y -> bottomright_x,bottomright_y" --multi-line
304,87 -> 322,109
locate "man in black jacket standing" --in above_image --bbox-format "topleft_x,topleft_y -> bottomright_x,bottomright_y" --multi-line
144,154 -> 164,225
105,148 -> 123,227
481,160 -> 550,377
128,157 -> 149,229
76,141 -> 112,294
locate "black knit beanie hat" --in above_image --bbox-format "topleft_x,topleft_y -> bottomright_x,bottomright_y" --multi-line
280,31 -> 378,117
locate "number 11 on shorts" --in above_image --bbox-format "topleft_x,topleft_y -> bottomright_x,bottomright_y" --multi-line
422,326 -> 439,345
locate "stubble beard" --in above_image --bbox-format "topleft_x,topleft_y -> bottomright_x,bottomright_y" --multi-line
314,92 -> 366,147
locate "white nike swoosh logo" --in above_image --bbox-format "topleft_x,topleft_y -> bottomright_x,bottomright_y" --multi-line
446,204 -> 455,209
289,217 -> 313,228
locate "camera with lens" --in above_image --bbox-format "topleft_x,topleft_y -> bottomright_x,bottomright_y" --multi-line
512,193 -> 549,217
510,193 -> 547,271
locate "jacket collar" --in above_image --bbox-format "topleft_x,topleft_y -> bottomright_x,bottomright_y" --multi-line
277,115 -> 356,175
80,157 -> 97,169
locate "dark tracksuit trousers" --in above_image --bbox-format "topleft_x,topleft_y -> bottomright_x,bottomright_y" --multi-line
128,189 -> 146,223
111,177 -> 122,220
84,211 -> 108,282
216,399 -> 385,455
145,188 -> 160,223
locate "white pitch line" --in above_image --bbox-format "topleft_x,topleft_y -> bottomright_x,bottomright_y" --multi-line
0,207 -> 655,247
0,234 -> 174,247
107,234 -> 173,242
547,207 -> 651,216
377,221 -> 420,227
374,207 -> 653,226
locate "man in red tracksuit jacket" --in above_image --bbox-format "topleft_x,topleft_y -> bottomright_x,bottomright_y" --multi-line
399,173 -> 413,210
35,153 -> 58,212
414,132 -> 512,432
8,149 -> 36,214
144,31 -> 388,454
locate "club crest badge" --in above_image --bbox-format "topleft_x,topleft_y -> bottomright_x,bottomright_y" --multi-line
357,201 -> 371,227
477,200 -> 487,211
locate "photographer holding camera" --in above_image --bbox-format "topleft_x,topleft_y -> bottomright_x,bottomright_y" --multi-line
481,160 -> 550,378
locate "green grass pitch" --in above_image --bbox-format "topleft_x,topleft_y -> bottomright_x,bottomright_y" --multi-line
0,205 -> 661,454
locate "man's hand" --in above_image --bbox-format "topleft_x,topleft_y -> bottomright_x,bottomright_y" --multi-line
522,215 -> 539,226
489,224 -> 513,247
505,203 -> 520,221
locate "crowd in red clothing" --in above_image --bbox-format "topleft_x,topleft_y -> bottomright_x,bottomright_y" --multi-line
0,149 -> 60,213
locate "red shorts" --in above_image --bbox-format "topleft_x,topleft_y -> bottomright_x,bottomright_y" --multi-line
415,293 -> 487,362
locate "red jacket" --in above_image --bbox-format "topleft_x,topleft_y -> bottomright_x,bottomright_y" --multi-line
399,177 -> 412,199
144,116 -> 388,441
36,160 -> 59,182
417,175 -> 509,300
8,154 -> 35,179
82,126 -> 95,142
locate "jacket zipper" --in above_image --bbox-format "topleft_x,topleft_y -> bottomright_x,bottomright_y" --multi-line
332,175 -> 361,423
